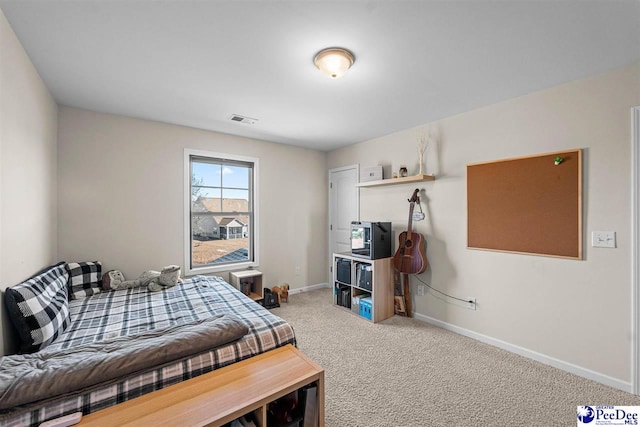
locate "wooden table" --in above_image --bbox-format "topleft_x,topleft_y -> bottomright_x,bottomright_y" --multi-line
78,344 -> 324,427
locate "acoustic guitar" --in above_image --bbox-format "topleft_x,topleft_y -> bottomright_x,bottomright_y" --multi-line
393,189 -> 428,317
393,189 -> 428,274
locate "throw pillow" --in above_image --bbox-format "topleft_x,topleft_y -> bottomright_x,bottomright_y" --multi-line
4,262 -> 71,353
66,261 -> 102,299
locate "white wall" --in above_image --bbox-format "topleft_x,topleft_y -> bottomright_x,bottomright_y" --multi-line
0,9 -> 58,355
57,107 -> 328,290
328,63 -> 640,386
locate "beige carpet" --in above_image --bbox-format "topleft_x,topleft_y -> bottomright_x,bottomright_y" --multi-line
271,288 -> 640,427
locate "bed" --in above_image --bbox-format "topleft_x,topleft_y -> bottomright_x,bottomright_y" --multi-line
0,263 -> 296,427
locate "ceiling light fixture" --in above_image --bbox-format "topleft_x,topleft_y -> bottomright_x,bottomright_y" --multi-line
313,47 -> 355,79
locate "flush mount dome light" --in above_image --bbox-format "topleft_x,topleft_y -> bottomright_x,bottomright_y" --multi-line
313,47 -> 355,79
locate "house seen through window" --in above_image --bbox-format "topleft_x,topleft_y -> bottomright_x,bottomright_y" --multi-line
186,150 -> 257,273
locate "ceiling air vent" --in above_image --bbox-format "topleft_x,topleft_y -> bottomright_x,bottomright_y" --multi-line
229,114 -> 258,125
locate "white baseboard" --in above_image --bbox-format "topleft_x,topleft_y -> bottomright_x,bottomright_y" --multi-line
288,282 -> 330,295
412,312 -> 632,393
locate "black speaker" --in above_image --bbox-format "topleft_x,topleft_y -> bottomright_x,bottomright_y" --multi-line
263,288 -> 280,309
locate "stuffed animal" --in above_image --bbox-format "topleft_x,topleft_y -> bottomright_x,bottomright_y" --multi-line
102,265 -> 183,292
271,283 -> 290,304
109,269 -> 159,290
148,265 -> 183,292
280,284 -> 289,303
102,270 -> 126,290
271,286 -> 281,304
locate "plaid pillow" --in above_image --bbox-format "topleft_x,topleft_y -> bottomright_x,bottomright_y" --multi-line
66,261 -> 102,299
4,262 -> 71,353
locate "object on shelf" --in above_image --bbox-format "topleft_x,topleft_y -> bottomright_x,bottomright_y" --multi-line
240,280 -> 251,296
350,221 -> 392,260
399,165 -> 408,177
359,297 -> 372,320
267,390 -> 302,427
356,263 -> 372,291
351,293 -> 371,312
239,415 -> 257,427
302,384 -> 318,427
360,165 -> 383,182
336,258 -> 351,284
334,283 -> 351,309
394,295 -> 406,315
227,414 -> 257,427
416,127 -> 434,175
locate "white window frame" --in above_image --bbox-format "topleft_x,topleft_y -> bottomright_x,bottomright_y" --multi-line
184,148 -> 259,275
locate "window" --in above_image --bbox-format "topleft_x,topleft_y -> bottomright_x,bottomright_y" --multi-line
184,149 -> 258,274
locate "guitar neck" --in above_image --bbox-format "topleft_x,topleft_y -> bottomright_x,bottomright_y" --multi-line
406,188 -> 419,235
407,203 -> 415,234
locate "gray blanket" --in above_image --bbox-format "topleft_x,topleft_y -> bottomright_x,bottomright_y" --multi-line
0,314 -> 248,410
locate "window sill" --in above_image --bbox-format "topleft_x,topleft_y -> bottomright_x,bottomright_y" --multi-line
184,261 -> 258,277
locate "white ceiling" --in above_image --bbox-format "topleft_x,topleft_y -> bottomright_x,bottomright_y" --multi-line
1,1 -> 639,151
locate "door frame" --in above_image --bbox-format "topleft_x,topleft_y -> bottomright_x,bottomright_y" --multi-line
328,164 -> 360,280
632,106 -> 639,394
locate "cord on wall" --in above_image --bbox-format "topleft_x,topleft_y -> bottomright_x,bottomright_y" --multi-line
414,275 -> 476,309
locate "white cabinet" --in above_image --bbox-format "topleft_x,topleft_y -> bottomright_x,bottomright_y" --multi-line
229,269 -> 263,301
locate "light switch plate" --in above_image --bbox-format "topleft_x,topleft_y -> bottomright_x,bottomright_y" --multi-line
592,231 -> 616,248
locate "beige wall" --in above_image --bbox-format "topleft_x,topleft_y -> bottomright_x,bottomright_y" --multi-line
0,9 -> 58,355
57,107 -> 328,290
328,63 -> 640,384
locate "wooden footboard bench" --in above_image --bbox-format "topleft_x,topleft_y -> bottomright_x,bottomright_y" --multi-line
78,344 -> 324,427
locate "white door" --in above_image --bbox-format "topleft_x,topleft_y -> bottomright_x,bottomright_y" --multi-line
329,165 -> 359,278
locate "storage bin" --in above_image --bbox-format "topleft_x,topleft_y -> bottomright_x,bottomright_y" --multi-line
359,297 -> 372,320
360,165 -> 383,182
357,264 -> 372,290
336,258 -> 351,284
352,293 -> 370,311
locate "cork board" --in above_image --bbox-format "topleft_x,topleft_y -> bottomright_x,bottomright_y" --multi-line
467,149 -> 582,259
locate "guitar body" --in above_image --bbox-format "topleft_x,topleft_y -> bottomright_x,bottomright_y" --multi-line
393,231 -> 428,274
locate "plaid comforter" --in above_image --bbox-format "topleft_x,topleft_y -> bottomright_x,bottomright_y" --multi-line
0,275 -> 296,427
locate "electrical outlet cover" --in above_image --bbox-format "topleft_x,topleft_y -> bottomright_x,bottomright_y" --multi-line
592,231 -> 616,248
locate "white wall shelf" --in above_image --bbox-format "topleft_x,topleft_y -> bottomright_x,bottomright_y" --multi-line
357,174 -> 435,188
